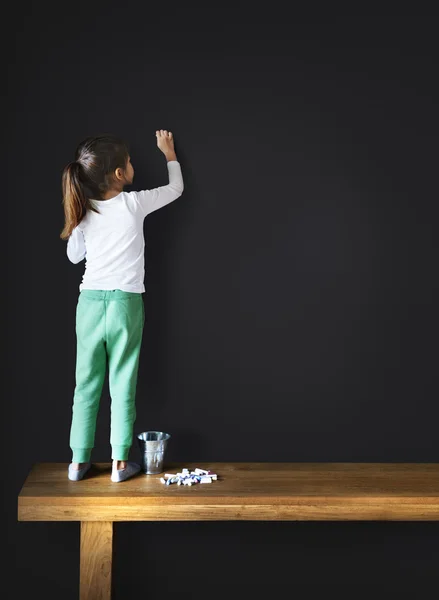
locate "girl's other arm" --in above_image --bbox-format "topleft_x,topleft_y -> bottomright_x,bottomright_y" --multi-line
67,226 -> 86,263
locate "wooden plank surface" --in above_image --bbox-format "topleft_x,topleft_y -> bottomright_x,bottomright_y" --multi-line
18,462 -> 439,521
80,522 -> 113,600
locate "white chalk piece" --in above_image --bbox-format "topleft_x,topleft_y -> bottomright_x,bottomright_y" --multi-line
161,467 -> 219,486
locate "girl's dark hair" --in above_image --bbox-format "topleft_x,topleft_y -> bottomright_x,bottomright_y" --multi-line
60,134 -> 130,240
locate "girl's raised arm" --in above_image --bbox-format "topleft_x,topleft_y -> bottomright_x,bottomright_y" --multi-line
132,160 -> 184,218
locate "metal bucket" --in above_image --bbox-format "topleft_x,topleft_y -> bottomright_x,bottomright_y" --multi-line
136,431 -> 171,474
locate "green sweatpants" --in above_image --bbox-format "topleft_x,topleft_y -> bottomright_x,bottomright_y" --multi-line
69,289 -> 145,463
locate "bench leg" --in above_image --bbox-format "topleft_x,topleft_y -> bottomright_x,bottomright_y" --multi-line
80,521 -> 113,600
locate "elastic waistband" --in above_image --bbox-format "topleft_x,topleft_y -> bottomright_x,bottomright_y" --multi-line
79,289 -> 142,300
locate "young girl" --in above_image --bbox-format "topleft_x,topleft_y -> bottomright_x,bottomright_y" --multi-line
60,131 -> 184,482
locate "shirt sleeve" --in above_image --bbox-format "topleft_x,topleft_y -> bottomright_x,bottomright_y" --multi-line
131,160 -> 184,217
66,225 -> 87,264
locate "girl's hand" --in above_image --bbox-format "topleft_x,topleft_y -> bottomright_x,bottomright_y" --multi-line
156,130 -> 176,159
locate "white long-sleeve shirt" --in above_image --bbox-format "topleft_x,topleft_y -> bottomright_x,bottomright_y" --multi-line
66,160 -> 184,293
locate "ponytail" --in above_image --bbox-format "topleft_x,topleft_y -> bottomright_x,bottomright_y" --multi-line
60,161 -> 96,240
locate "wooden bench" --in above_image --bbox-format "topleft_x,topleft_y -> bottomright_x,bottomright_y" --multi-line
17,462 -> 439,599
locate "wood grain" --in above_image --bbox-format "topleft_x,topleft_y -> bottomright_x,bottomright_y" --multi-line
80,522 -> 113,600
18,462 -> 439,521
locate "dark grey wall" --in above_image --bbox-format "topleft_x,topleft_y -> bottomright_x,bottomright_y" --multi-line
6,8 -> 439,599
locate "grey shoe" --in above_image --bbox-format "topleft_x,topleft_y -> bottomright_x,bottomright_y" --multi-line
111,461 -> 141,483
68,462 -> 92,481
